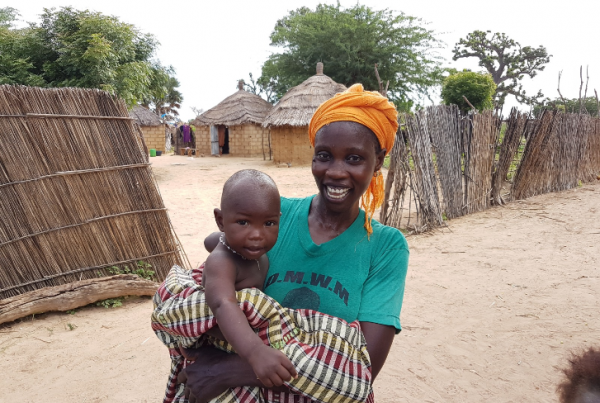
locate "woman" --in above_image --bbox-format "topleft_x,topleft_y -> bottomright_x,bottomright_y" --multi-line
161,84 -> 409,403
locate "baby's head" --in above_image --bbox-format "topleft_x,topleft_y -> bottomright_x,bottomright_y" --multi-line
558,347 -> 600,403
214,169 -> 280,260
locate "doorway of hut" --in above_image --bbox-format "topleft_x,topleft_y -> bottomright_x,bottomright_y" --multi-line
217,125 -> 230,154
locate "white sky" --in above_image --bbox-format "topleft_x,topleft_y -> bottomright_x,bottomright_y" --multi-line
15,0 -> 600,121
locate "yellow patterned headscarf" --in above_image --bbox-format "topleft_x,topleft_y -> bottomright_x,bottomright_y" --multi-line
308,84 -> 399,237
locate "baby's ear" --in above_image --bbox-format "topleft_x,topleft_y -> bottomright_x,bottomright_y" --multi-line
214,208 -> 225,231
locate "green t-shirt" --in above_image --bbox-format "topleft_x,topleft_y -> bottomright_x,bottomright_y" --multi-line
265,196 -> 409,333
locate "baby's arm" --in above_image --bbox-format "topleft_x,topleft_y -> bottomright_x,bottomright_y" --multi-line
203,253 -> 297,388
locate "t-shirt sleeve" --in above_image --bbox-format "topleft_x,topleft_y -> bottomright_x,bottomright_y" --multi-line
357,230 -> 409,334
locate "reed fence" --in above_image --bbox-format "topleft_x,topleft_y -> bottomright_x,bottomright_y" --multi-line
0,85 -> 188,299
383,106 -> 600,233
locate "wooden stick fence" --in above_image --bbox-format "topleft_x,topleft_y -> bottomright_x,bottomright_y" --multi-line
491,108 -> 528,205
403,111 -> 444,230
384,105 -> 600,234
427,105 -> 464,219
0,85 -> 189,299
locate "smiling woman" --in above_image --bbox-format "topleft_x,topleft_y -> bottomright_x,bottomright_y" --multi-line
154,84 -> 409,403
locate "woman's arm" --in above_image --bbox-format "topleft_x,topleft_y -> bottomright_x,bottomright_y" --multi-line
359,322 -> 396,380
179,322 -> 394,402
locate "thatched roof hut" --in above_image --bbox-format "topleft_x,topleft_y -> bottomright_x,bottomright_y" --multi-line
191,81 -> 273,159
130,105 -> 163,126
263,63 -> 346,165
192,81 -> 272,126
129,105 -> 166,153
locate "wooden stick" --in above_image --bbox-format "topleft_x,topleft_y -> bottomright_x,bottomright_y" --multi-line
0,163 -> 150,190
0,250 -> 177,295
0,208 -> 167,248
462,95 -> 477,112
557,70 -> 567,106
0,275 -> 158,325
0,113 -> 133,120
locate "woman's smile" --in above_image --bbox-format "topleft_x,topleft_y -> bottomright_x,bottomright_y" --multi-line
324,185 -> 351,201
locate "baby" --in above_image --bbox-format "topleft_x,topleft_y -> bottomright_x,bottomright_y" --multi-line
200,169 -> 297,387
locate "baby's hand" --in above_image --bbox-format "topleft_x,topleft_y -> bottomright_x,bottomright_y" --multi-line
248,345 -> 298,388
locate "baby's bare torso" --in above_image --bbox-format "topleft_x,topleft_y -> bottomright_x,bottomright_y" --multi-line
202,252 -> 269,291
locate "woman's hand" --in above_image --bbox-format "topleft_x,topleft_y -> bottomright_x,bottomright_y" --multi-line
247,345 -> 298,388
178,347 -> 258,403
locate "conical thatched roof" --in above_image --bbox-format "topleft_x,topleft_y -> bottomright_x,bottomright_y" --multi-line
263,63 -> 346,127
192,81 -> 272,126
129,105 -> 163,126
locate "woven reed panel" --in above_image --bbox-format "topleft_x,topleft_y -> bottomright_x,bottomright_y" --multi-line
0,85 -> 188,299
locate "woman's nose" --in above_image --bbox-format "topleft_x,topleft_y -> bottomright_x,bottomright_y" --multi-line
325,160 -> 347,179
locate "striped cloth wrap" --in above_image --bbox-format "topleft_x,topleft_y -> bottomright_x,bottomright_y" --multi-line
151,265 -> 374,403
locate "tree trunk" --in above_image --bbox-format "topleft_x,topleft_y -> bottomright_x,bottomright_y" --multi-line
0,275 -> 158,325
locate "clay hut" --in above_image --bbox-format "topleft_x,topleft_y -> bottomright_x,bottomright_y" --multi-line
129,105 -> 166,153
192,81 -> 272,158
262,63 -> 346,165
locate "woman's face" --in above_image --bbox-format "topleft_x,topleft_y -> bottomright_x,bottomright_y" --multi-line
312,121 -> 386,214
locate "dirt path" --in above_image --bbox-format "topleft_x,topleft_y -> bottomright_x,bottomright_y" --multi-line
1,154 -> 598,402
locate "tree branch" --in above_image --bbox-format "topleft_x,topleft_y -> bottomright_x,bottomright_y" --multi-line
557,70 -> 567,106
462,95 -> 477,112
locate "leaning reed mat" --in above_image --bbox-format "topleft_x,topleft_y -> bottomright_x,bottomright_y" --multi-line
0,85 -> 188,299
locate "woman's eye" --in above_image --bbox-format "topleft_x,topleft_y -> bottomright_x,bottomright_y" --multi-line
347,155 -> 363,163
315,152 -> 330,161
237,220 -> 248,225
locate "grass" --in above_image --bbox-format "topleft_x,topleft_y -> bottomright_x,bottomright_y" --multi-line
96,298 -> 124,309
107,260 -> 155,281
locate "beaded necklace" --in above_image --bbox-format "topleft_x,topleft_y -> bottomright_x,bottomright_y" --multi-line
219,235 -> 260,271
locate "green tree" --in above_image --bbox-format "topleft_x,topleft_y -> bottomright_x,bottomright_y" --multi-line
0,7 -> 19,28
142,65 -> 183,121
256,3 -> 443,110
453,30 -> 551,107
441,70 -> 496,113
533,97 -> 599,118
0,7 -> 180,110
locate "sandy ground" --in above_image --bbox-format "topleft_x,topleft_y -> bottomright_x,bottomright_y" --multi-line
1,154 -> 598,403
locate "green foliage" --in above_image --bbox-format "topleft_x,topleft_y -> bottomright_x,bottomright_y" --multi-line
96,297 -> 123,308
107,260 -> 155,281
253,3 -> 443,110
142,65 -> 183,121
0,7 -> 180,110
66,323 -> 77,331
533,97 -> 599,118
0,7 -> 19,29
441,70 -> 496,113
453,30 -> 551,107
66,309 -> 77,315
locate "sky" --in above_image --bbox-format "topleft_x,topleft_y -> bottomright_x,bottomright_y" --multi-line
14,0 -> 600,121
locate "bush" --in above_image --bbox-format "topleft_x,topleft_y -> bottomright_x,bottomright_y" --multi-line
441,71 -> 496,113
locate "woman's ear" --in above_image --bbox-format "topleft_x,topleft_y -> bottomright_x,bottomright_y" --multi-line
214,208 -> 225,231
374,148 -> 387,171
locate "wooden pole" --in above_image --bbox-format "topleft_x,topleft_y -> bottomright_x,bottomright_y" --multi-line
0,275 -> 158,325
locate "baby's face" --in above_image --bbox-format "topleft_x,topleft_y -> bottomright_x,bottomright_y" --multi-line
219,188 -> 281,260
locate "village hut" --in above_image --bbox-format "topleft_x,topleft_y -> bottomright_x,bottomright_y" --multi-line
192,81 -> 272,158
129,105 -> 167,153
262,63 -> 346,166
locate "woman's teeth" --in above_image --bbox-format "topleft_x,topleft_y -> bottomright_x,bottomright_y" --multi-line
326,186 -> 349,199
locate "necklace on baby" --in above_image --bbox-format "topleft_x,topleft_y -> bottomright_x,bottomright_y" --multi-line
219,235 -> 260,271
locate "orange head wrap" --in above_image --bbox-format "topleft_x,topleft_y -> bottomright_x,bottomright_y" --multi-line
308,84 -> 399,237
